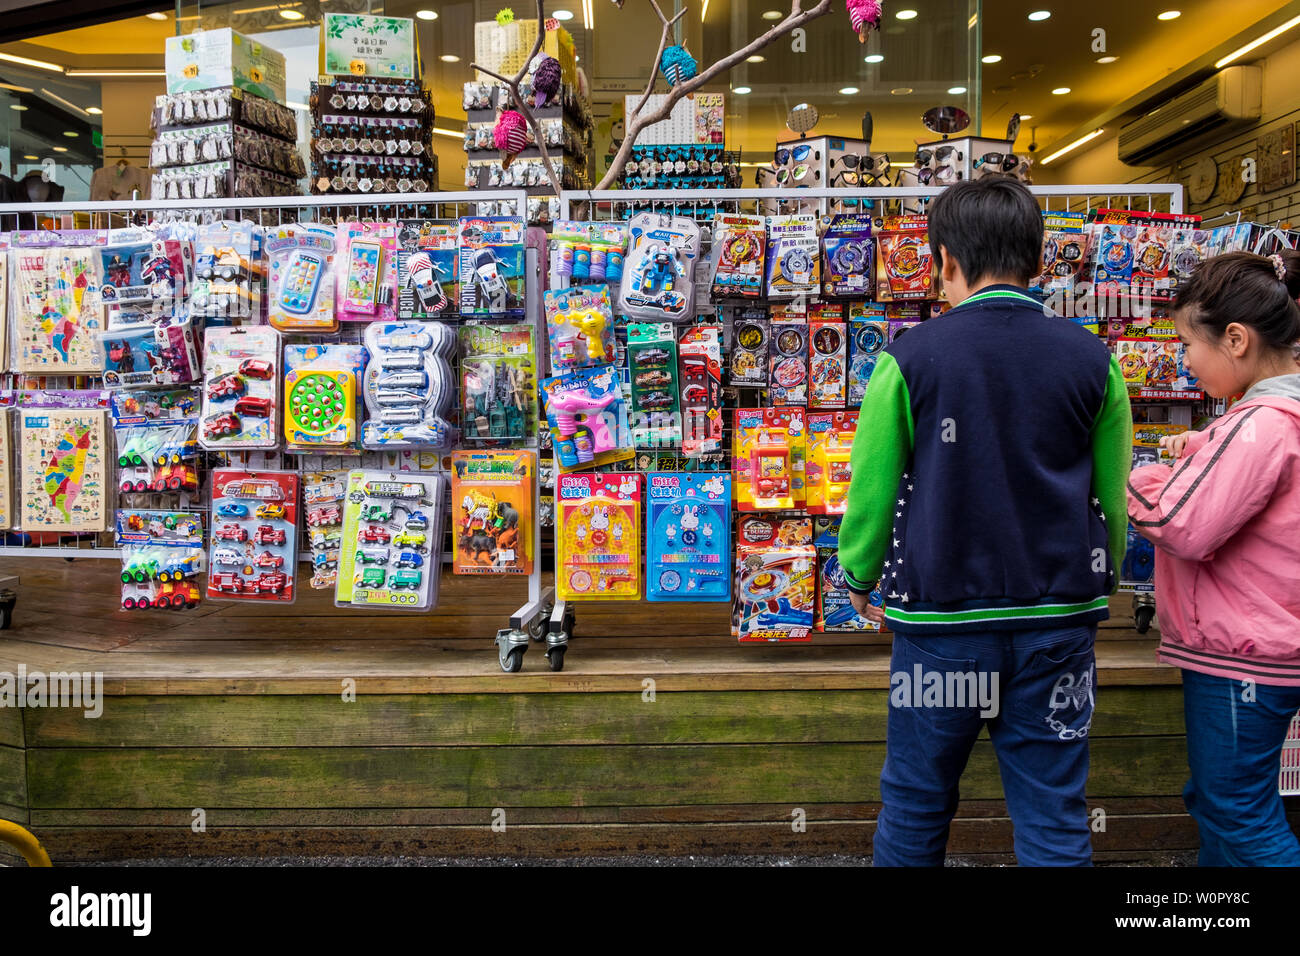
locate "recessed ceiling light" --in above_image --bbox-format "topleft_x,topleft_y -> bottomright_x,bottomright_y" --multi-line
1096,55 -> 1118,63
440,54 -> 460,62
22,154 -> 37,160
1028,10 -> 1051,21
10,104 -> 27,111
0,52 -> 64,73
279,8 -> 304,19
746,55 -> 765,63
1020,113 -> 1033,119
733,86 -> 751,94
553,9 -> 574,19
864,54 -> 884,63
896,9 -> 918,19
87,106 -> 103,114
839,86 -> 859,95
1052,87 -> 1070,94
891,87 -> 913,95
762,10 -> 782,19
62,131 -> 78,137
982,54 -> 1002,63
1157,10 -> 1180,20
146,11 -> 168,19
948,86 -> 967,94
52,146 -> 67,152
415,9 -> 438,19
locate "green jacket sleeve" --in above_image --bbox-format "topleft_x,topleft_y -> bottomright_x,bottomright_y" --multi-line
1091,355 -> 1134,590
839,351 -> 914,594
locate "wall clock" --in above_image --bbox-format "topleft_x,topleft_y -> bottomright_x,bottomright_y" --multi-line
1188,156 -> 1218,204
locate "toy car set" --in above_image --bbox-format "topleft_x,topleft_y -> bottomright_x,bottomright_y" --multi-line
205,469 -> 299,602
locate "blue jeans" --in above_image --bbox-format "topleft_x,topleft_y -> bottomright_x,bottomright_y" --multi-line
1180,668 -> 1300,866
874,626 -> 1096,867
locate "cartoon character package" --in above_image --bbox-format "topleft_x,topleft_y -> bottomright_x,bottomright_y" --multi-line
619,212 -> 701,322
544,284 -> 616,372
99,317 -> 200,389
646,472 -> 730,602
710,213 -> 766,299
555,472 -> 643,601
768,310 -> 809,405
728,308 -> 770,387
821,214 -> 874,298
805,410 -> 857,515
732,514 -> 815,643
541,365 -> 633,472
814,518 -> 881,632
764,214 -> 819,299
808,309 -> 847,409
874,215 -> 935,300
847,304 -> 888,406
732,406 -> 807,511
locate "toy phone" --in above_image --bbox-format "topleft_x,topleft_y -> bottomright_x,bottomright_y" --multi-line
344,239 -> 382,314
279,250 -> 326,315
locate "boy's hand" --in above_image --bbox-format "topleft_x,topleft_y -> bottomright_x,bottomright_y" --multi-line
851,589 -> 886,624
1159,432 -> 1191,459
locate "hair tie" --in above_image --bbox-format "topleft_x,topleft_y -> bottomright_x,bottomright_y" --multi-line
1269,253 -> 1287,281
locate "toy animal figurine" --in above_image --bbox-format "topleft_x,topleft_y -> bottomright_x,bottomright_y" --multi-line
461,527 -> 495,563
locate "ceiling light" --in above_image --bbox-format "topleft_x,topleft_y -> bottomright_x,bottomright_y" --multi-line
440,54 -> 460,62
52,146 -> 68,153
982,54 -> 1002,63
22,154 -> 37,160
62,131 -> 78,138
701,0 -> 709,20
0,83 -> 33,93
553,8 -> 573,19
896,9 -> 918,19
1157,10 -> 1180,20
1216,13 -> 1300,68
1052,86 -> 1070,94
839,86 -> 859,95
1028,10 -> 1051,20
864,54 -> 884,63
41,88 -> 89,116
948,86 -> 967,94
0,52 -> 65,73
65,70 -> 165,77
1041,128 -> 1104,165
146,11 -> 168,19
582,0 -> 592,29
762,10 -> 783,19
891,87 -> 913,95
1096,55 -> 1118,63
1019,113 -> 1033,119
746,55 -> 765,63
279,8 -> 304,19
86,106 -> 103,114
415,9 -> 438,19
733,86 -> 751,94
9,104 -> 27,111
432,127 -> 464,138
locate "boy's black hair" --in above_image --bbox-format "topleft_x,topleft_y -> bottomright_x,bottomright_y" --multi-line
927,175 -> 1044,286
1175,250 -> 1300,350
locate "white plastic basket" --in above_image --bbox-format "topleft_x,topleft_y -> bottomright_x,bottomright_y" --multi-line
1281,711 -> 1300,796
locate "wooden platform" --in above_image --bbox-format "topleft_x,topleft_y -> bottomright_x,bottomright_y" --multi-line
0,555 -> 1282,863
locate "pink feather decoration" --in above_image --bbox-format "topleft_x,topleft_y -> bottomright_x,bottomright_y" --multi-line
493,108 -> 529,168
846,0 -> 882,41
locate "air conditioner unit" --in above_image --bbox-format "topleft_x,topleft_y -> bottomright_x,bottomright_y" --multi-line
1118,65 -> 1262,166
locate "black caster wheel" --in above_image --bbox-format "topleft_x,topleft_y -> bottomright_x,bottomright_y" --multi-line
547,645 -> 566,672
1134,605 -> 1155,634
531,606 -> 552,643
501,647 -> 525,673
0,591 -> 16,630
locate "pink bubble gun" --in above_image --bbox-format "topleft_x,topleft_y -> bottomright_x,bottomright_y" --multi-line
549,389 -> 618,464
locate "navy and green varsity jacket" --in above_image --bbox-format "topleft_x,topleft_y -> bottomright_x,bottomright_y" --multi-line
839,284 -> 1133,635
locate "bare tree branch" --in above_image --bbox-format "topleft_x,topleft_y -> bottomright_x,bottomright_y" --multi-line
632,0 -> 688,119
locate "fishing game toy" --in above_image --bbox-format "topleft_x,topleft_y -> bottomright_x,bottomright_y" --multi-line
733,406 -> 807,511
337,221 -> 398,321
821,214 -> 874,298
283,342 -> 365,452
732,513 -> 816,643
805,410 -> 857,514
451,449 -> 534,575
335,469 -> 447,611
628,323 -> 681,447
678,324 -> 723,457
98,317 -> 200,389
808,308 -> 847,409
397,220 -> 457,318
875,215 -> 935,300
544,285 -> 615,371
769,310 -> 809,405
814,518 -> 881,632
541,365 -> 632,471
362,321 -> 458,449
620,212 -> 701,322
206,469 -> 298,603
458,215 -> 525,317
200,326 -> 279,450
729,308 -> 770,387
765,214 -> 820,299
555,472 -> 643,601
710,213 -> 766,299
646,472 -> 730,602
304,470 -> 347,589
266,223 -> 338,332
458,324 -> 536,443
116,510 -> 204,610
847,305 -> 888,406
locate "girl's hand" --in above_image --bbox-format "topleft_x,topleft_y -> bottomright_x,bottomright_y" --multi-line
1160,432 -> 1191,459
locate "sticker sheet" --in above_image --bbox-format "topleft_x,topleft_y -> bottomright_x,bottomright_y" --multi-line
19,407 -> 109,532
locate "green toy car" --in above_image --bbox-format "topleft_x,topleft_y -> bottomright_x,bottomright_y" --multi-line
391,569 -> 422,590
392,530 -> 426,550
357,567 -> 386,589
361,503 -> 392,522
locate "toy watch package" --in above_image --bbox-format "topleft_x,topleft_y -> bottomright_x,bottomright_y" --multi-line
805,410 -> 857,514
201,325 -> 280,450
99,317 -> 201,389
646,472 -> 731,602
729,309 -> 770,387
847,304 -> 888,406
733,406 -> 807,511
765,214 -> 820,300
362,321 -> 458,450
769,310 -> 809,405
555,472 -> 643,601
544,285 -> 615,372
284,342 -> 366,453
335,470 -> 447,611
191,221 -> 260,322
115,510 -> 204,610
266,223 -> 338,332
821,214 -> 874,298
552,220 -> 627,288
710,214 -> 766,299
337,221 -> 397,322
541,365 -> 633,472
304,470 -> 347,589
397,220 -> 457,318
207,469 -> 299,603
808,308 -> 847,409
875,215 -> 936,301
628,323 -> 681,448
19,404 -> 110,532
814,518 -> 881,632
620,212 -> 701,322
458,215 -> 525,317
459,324 -> 537,444
732,514 -> 816,643
678,324 -> 723,457
451,449 -> 535,575
11,230 -> 106,374
1033,212 -> 1091,293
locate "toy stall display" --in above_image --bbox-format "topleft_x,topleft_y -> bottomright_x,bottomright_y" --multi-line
451,449 -> 534,575
458,324 -> 537,444
555,472 -> 643,601
544,285 -> 615,371
619,212 -> 701,322
646,472 -> 731,602
814,518 -> 880,632
207,469 -> 298,602
18,405 -> 110,533
732,514 -> 816,643
710,214 -> 766,299
627,323 -> 681,448
458,216 -> 525,317
200,325 -> 280,450
361,321 -> 458,450
115,510 -> 204,610
283,342 -> 366,453
335,470 -> 447,611
304,471 -> 347,590
337,221 -> 398,323
11,231 -> 106,375
541,364 -> 632,472
397,221 -> 457,319
266,224 -> 339,333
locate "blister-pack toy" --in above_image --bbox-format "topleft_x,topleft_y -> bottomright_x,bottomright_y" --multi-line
100,230 -> 191,327
451,449 -> 534,575
1033,212 -> 1091,293
769,310 -> 809,405
284,342 -> 366,453
362,321 -> 458,449
304,470 -> 347,589
555,472 -> 643,601
847,304 -> 888,406
19,399 -> 111,533
1088,209 -> 1200,296
207,469 -> 299,603
115,510 -> 204,610
112,408 -> 199,496
335,470 -> 447,611
99,317 -> 200,389
337,221 -> 397,322
764,214 -> 819,300
541,364 -> 633,472
191,221 -> 260,322
710,213 -> 766,299
646,472 -> 730,602
875,215 -> 935,301
889,320 -> 921,343
1121,424 -> 1189,592
814,518 -> 881,632
458,324 -> 536,444
544,285 -> 616,371
732,514 -> 815,643
678,324 -> 723,457
201,325 -> 280,450
729,308 -> 770,387
620,212 -> 701,322
821,214 -> 874,298
1115,336 -> 1201,398
733,406 -> 807,511
458,215 -> 525,317
397,220 -> 457,318
809,308 -> 847,409
628,323 -> 681,447
552,220 -> 627,288
266,223 -> 338,332
1168,227 -> 1211,294
805,410 -> 857,514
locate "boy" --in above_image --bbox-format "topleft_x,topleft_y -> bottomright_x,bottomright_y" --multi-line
839,176 -> 1132,866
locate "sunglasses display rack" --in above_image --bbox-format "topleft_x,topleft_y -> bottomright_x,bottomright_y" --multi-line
771,135 -> 870,191
911,135 -> 1032,187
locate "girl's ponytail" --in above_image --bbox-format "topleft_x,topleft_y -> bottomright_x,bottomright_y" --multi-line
1175,249 -> 1300,350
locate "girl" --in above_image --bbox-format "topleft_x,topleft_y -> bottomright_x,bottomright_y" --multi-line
1128,250 -> 1300,866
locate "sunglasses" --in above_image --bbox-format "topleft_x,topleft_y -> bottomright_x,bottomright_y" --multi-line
774,144 -> 816,165
974,152 -> 1020,172
776,164 -> 821,184
915,145 -> 962,166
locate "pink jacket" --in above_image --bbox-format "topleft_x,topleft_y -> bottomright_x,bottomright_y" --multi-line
1127,374 -> 1300,685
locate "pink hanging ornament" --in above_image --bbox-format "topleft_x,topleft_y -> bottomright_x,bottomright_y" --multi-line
493,108 -> 529,168
846,0 -> 882,41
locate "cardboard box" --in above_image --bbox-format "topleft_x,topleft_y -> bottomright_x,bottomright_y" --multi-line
166,29 -> 287,103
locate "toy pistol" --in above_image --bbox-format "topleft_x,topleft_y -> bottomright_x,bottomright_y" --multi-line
548,389 -> 617,464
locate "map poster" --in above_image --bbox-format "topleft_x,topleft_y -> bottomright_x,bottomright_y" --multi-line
20,408 -> 108,533
14,245 -> 104,375
0,408 -> 10,529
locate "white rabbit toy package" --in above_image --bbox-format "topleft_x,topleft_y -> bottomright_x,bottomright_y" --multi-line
646,472 -> 731,602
